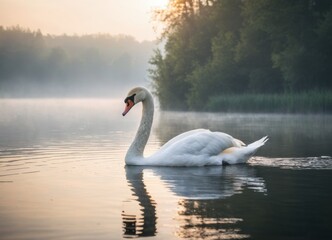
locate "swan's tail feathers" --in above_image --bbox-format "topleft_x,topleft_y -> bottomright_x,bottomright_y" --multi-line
221,136 -> 268,165
247,136 -> 269,155
247,136 -> 269,149
238,136 -> 269,163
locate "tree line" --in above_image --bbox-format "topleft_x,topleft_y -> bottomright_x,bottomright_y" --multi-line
0,26 -> 155,97
149,0 -> 332,110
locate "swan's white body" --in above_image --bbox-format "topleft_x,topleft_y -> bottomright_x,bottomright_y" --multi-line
123,87 -> 268,166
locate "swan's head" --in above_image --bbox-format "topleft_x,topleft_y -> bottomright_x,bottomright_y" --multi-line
122,87 -> 148,116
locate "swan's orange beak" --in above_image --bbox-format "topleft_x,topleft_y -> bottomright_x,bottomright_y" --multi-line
122,100 -> 134,116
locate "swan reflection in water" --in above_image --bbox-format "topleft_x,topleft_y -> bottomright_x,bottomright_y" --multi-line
122,165 -> 267,239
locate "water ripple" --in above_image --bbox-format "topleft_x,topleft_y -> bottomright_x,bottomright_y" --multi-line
249,156 -> 332,170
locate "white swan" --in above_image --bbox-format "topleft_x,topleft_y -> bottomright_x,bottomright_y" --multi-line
122,87 -> 268,166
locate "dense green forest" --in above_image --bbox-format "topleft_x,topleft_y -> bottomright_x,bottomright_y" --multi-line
0,26 -> 155,97
150,0 -> 332,111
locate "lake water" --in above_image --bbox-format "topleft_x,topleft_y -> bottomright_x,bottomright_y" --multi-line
0,99 -> 331,240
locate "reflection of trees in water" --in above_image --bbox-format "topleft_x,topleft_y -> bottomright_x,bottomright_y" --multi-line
154,112 -> 332,158
123,165 -> 267,239
177,199 -> 249,239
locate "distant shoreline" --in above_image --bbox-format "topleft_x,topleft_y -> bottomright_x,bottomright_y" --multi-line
204,91 -> 332,113
153,90 -> 332,113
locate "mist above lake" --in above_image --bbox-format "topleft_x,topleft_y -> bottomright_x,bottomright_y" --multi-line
1,98 -> 331,157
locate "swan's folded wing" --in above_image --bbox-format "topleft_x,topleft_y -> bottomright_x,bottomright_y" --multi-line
153,130 -> 236,160
159,129 -> 209,151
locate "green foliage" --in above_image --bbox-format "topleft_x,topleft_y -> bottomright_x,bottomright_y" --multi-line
0,26 -> 155,97
206,91 -> 332,113
150,0 -> 332,111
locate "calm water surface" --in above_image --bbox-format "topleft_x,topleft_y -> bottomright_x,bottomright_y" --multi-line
0,99 -> 331,240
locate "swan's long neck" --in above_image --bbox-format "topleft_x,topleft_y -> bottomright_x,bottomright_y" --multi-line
126,91 -> 154,161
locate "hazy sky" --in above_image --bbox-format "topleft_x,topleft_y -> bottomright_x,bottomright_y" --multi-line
0,0 -> 168,41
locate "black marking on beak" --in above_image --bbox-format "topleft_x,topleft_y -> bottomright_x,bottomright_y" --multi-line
124,94 -> 136,105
